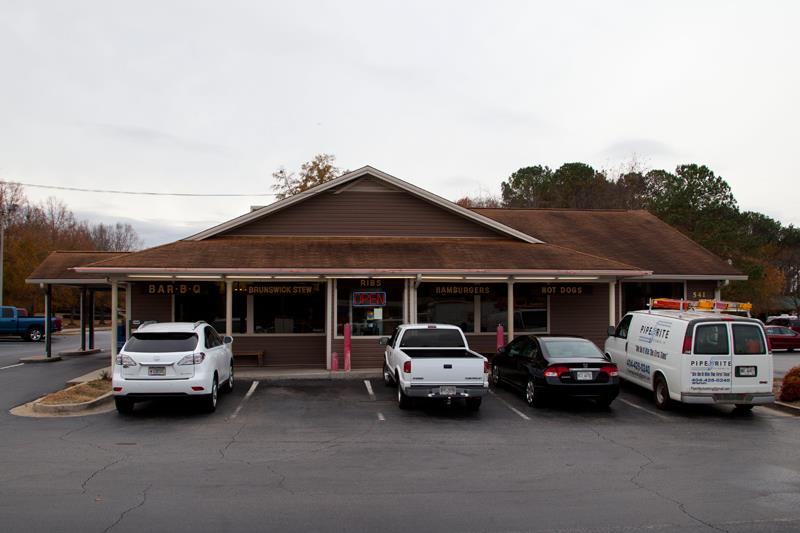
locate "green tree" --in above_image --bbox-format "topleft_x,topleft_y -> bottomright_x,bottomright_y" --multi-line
272,153 -> 343,200
499,165 -> 553,207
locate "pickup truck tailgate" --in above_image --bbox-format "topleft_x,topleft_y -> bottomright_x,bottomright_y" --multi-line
405,349 -> 486,385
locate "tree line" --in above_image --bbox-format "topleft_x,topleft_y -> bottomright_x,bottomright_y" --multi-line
0,181 -> 142,317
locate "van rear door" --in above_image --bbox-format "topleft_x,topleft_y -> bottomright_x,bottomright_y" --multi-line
730,322 -> 772,395
688,322 -> 732,394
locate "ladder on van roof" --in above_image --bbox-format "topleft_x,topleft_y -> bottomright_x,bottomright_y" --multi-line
649,298 -> 752,316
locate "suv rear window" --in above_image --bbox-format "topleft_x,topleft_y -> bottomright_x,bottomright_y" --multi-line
400,329 -> 465,348
694,324 -> 729,355
732,324 -> 766,355
124,332 -> 198,353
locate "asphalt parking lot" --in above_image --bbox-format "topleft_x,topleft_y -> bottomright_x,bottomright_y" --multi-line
1,357 -> 799,533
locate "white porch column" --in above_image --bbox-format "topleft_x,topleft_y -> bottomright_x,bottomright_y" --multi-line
506,280 -> 514,342
608,280 -> 617,326
325,279 -> 333,370
111,279 -> 119,365
125,283 -> 132,339
225,280 -> 233,335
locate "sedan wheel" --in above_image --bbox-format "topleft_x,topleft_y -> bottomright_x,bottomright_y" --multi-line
491,365 -> 500,386
526,379 -> 544,408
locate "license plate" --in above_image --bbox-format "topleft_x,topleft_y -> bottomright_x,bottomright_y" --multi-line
736,366 -> 757,377
576,371 -> 593,381
439,386 -> 457,396
148,366 -> 166,376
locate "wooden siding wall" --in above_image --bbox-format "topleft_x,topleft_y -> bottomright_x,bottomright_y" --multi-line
223,179 -> 500,238
686,280 -> 717,300
465,334 -> 499,355
331,338 -> 383,369
234,336 -> 326,367
549,284 -> 609,348
130,290 -> 172,323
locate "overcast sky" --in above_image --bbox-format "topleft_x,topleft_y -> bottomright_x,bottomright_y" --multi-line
1,1 -> 798,247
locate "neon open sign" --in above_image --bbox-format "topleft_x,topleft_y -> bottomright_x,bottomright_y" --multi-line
352,291 -> 386,307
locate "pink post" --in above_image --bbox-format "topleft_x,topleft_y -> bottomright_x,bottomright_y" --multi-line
496,324 -> 505,351
331,352 -> 339,371
344,323 -> 352,372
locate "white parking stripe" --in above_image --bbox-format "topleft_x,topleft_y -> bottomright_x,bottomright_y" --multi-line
364,379 -> 375,400
377,412 -> 385,421
0,363 -> 24,371
230,380 -> 259,420
489,389 -> 530,420
618,397 -> 670,420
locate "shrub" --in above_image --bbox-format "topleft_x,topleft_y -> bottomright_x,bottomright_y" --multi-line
779,366 -> 800,402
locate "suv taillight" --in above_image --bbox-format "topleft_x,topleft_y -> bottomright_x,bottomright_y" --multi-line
115,354 -> 137,366
178,352 -> 205,365
544,365 -> 569,378
403,361 -> 411,374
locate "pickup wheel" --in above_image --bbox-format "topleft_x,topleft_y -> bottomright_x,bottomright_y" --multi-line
383,362 -> 394,387
26,326 -> 43,342
397,384 -> 412,410
466,397 -> 482,411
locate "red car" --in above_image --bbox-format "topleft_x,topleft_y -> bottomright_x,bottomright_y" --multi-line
765,325 -> 800,351
766,317 -> 800,334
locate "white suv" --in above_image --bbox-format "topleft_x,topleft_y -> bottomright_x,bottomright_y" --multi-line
112,321 -> 234,414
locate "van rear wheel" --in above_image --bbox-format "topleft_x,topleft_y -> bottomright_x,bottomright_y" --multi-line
653,376 -> 671,410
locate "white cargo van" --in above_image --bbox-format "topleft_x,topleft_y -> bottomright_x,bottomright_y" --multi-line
605,299 -> 774,410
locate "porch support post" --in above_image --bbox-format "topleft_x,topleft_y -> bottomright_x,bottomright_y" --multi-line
506,280 -> 514,343
608,280 -> 617,326
125,283 -> 132,340
111,279 -> 119,365
44,284 -> 52,358
79,287 -> 86,351
88,289 -> 95,350
325,279 -> 333,370
225,280 -> 233,336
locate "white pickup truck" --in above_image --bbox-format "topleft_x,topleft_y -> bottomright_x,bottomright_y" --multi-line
380,324 -> 489,410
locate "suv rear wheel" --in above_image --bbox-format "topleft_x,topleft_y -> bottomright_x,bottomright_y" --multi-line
201,376 -> 218,413
221,363 -> 234,392
115,397 -> 134,414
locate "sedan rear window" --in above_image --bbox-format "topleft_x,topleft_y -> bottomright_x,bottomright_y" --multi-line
400,329 -> 465,348
540,339 -> 603,358
124,332 -> 198,353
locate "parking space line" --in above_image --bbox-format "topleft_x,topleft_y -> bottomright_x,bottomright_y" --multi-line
364,379 -> 375,400
618,397 -> 670,421
0,363 -> 24,371
489,389 -> 530,420
377,412 -> 385,421
230,380 -> 259,420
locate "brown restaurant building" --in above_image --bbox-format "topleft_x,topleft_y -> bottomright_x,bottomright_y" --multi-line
27,166 -> 745,368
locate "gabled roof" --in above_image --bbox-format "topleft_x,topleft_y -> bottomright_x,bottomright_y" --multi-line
74,236 -> 646,275
186,166 -> 543,244
26,250 -> 130,285
474,208 -> 744,279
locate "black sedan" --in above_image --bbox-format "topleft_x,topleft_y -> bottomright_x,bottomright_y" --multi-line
491,335 -> 619,408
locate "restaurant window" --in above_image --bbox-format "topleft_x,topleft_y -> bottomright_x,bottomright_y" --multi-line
513,284 -> 548,333
173,282 -> 247,334
417,284 -> 476,333
251,283 -> 325,334
337,279 -> 404,336
479,284 -> 508,332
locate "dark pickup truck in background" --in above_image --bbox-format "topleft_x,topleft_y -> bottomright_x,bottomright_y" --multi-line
0,306 -> 62,341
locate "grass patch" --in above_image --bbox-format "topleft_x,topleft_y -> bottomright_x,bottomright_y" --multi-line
38,379 -> 111,405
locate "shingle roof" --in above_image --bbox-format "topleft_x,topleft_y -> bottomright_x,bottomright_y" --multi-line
474,208 -> 743,277
75,236 -> 645,275
26,251 -> 130,283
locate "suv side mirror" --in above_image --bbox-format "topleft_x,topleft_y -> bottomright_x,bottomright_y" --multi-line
607,326 -> 616,337
223,336 -> 233,344
378,336 -> 389,346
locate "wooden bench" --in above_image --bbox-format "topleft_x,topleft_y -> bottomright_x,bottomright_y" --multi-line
233,350 -> 264,367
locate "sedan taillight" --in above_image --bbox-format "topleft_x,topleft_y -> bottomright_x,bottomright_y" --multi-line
600,365 -> 619,377
544,365 -> 570,378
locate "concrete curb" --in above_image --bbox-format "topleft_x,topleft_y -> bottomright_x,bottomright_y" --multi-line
235,369 -> 382,381
67,366 -> 112,386
58,349 -> 102,357
19,355 -> 62,364
32,389 -> 114,414
768,400 -> 800,415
